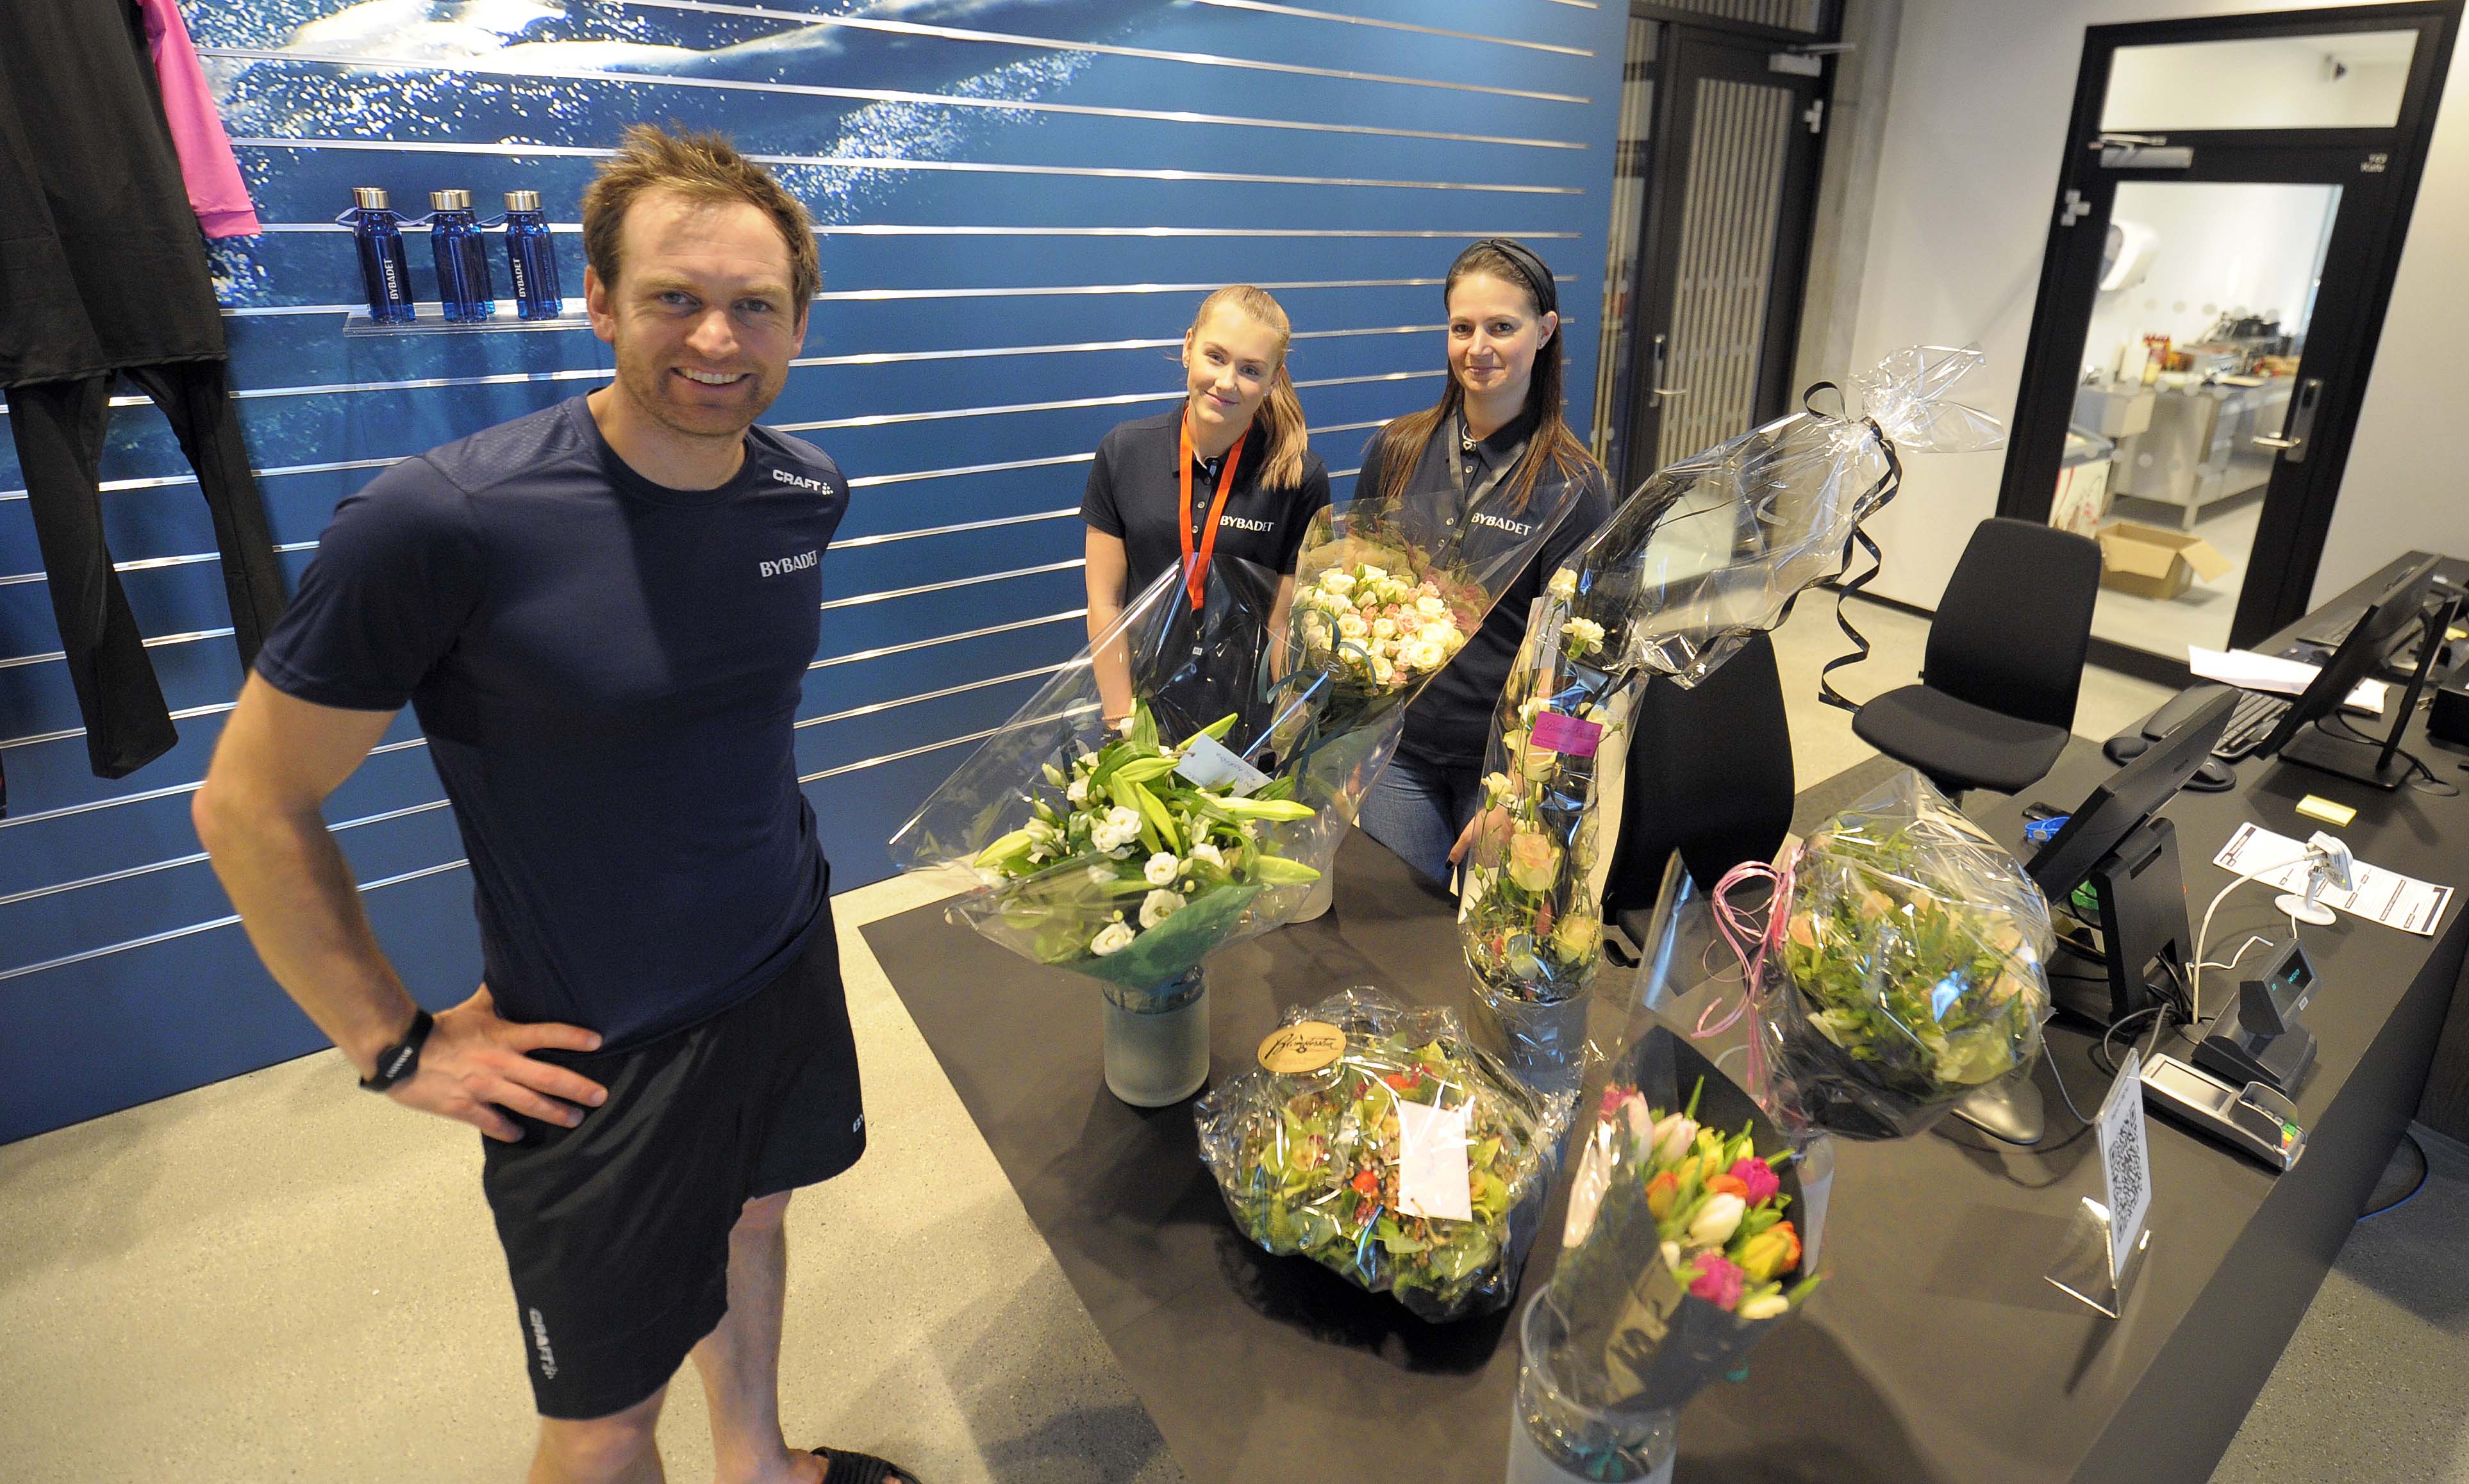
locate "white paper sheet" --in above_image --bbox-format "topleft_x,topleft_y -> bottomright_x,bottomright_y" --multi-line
2213,822 -> 2455,936
2187,648 -> 2386,714
1393,1100 -> 1474,1223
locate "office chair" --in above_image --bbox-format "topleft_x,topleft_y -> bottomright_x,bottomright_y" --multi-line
1602,631 -> 1795,952
1851,517 -> 2102,797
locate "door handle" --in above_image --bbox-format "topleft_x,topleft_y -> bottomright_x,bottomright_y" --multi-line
1649,334 -> 1687,407
2255,377 -> 2324,464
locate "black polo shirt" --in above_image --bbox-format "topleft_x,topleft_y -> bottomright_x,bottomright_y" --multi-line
1358,408 -> 1614,769
1081,409 -> 1332,599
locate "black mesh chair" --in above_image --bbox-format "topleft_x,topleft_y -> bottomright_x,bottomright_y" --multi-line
1851,518 -> 2102,797
1602,631 -> 1796,950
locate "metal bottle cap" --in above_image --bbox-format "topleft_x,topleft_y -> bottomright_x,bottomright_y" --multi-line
504,190 -> 542,212
429,188 -> 472,211
352,186 -> 390,210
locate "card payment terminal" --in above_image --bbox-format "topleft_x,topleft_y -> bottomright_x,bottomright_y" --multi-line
2139,1053 -> 2307,1171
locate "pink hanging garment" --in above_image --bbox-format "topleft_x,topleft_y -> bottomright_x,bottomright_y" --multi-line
135,0 -> 261,237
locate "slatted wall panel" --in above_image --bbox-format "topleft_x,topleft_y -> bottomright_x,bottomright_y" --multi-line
0,0 -> 1624,1140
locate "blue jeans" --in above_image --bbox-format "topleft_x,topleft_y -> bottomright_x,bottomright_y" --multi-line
1359,752 -> 1483,887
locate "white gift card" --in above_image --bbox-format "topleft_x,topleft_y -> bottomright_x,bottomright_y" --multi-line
1172,732 -> 1270,796
1394,1100 -> 1474,1223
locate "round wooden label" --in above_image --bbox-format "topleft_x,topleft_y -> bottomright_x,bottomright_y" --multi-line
1258,1021 -> 1347,1074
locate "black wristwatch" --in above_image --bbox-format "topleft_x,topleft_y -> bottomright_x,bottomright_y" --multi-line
360,1007 -> 435,1092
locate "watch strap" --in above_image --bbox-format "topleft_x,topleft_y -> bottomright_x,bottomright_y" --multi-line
360,1007 -> 435,1092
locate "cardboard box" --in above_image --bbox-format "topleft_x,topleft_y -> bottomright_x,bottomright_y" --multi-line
2096,520 -> 2234,600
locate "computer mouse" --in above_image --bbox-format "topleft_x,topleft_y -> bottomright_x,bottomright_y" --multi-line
2103,732 -> 2151,764
2184,756 -> 2237,792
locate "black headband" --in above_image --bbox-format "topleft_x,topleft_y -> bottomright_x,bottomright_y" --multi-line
1456,237 -> 1558,317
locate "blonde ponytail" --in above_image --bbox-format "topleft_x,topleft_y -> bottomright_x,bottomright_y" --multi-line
1189,284 -> 1311,490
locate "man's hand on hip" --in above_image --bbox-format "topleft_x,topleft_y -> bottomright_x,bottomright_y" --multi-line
389,985 -> 607,1142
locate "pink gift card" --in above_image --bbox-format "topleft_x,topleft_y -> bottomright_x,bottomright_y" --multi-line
1531,710 -> 1602,757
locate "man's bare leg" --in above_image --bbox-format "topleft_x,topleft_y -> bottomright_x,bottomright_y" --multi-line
531,1385 -> 669,1484
691,1192 -> 829,1484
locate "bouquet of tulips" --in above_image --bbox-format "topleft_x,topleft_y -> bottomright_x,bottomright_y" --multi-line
1193,987 -> 1574,1321
1512,1026 -> 1817,1482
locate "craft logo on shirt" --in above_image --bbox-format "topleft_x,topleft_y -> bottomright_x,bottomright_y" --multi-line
760,549 -> 820,578
1219,515 -> 1276,533
1471,512 -> 1534,536
770,468 -> 827,493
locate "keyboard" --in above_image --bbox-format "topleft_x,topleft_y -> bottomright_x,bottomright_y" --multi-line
2215,690 -> 2290,761
2295,608 -> 2361,649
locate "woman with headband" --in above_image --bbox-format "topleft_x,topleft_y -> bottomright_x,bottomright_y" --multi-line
1354,238 -> 1614,886
1082,284 -> 1331,735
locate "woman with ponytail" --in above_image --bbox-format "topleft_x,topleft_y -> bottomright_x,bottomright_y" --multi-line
1354,239 -> 1615,886
1082,285 -> 1330,732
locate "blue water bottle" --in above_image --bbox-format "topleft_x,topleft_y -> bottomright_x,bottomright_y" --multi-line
342,186 -> 416,324
427,189 -> 496,323
501,190 -> 564,320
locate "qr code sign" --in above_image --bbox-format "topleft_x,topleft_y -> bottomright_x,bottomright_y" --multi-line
2097,1050 -> 2154,1276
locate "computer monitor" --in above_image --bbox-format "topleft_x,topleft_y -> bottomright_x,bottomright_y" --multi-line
2030,689 -> 2235,905
2029,689 -> 2236,1026
2261,555 -> 2444,790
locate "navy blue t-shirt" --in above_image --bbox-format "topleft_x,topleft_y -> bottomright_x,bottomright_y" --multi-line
255,395 -> 849,1048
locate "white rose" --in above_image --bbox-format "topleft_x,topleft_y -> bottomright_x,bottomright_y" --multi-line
1319,570 -> 1356,595
1189,842 -> 1226,870
1416,594 -> 1449,618
1372,655 -> 1396,684
1547,567 -> 1578,601
1359,564 -> 1388,582
1143,851 -> 1181,886
1483,770 -> 1513,801
1338,613 -> 1369,639
1065,776 -> 1088,805
1139,888 -> 1185,928
1371,617 -> 1397,639
1090,922 -> 1137,956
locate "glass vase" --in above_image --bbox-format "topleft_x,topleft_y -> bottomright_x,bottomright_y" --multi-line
1100,966 -> 1211,1107
1508,1293 -> 1677,1484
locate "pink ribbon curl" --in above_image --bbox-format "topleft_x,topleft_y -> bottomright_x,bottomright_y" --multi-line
1697,857 -> 1796,1098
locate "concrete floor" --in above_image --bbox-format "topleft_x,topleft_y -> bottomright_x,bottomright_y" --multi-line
4,596 -> 2459,1483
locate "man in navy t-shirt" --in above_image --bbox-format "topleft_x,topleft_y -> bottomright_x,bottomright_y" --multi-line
195,128 -> 910,1484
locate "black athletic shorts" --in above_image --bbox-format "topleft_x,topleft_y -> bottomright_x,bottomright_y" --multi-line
479,903 -> 867,1420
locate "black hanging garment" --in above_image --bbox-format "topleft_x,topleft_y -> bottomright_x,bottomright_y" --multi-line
0,0 -> 285,795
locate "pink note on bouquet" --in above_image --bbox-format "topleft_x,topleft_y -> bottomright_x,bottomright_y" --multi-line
1530,711 -> 1602,757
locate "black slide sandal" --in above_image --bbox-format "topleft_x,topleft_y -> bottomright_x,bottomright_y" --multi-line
813,1445 -> 917,1484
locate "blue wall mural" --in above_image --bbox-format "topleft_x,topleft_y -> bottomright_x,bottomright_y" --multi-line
0,0 -> 1624,1141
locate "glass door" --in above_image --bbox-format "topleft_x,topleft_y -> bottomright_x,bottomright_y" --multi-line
2001,7 -> 2459,667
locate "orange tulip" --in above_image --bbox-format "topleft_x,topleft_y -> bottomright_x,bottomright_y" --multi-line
1736,1220 -> 1803,1283
1645,1170 -> 1683,1220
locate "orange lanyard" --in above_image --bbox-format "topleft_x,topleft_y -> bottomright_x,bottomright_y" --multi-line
1177,415 -> 1248,611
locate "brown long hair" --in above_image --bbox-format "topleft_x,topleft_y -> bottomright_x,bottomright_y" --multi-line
1374,240 -> 1599,512
1188,285 -> 1309,490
